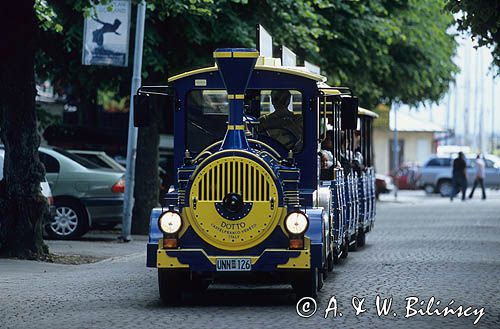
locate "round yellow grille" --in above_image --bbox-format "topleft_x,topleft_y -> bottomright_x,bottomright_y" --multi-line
186,156 -> 282,250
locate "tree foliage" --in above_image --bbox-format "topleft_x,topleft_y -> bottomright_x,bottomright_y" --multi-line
446,0 -> 500,72
37,0 -> 458,109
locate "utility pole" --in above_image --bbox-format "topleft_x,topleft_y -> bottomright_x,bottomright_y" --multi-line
121,0 -> 146,242
463,44 -> 470,146
493,76 -> 496,154
473,48 -> 480,151
393,103 -> 399,200
446,85 -> 452,145
454,70 -> 459,145
479,49 -> 485,155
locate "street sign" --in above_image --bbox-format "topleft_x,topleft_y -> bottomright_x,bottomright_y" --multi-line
82,0 -> 131,67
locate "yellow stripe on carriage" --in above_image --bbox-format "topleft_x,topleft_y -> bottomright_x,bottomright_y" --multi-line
227,94 -> 245,100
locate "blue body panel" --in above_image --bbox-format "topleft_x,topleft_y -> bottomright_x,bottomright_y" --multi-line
304,207 -> 326,268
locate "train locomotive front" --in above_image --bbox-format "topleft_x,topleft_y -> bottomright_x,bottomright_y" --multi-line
145,49 -> 327,303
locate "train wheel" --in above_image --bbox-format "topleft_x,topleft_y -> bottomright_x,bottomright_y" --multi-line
317,269 -> 324,291
333,247 -> 340,264
189,273 -> 210,292
327,251 -> 334,272
357,229 -> 366,247
293,268 -> 318,299
158,269 -> 187,305
340,237 -> 349,259
349,234 -> 358,251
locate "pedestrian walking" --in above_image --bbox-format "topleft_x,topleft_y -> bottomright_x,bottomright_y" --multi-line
468,154 -> 486,200
450,152 -> 467,201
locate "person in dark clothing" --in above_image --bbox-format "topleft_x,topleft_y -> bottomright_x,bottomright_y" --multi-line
450,152 -> 467,201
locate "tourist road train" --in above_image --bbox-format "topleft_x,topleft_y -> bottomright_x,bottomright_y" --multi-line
134,48 -> 378,304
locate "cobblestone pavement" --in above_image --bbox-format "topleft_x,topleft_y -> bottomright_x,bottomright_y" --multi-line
1,191 -> 499,329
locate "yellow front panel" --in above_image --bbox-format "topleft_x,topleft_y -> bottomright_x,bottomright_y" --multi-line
186,156 -> 282,251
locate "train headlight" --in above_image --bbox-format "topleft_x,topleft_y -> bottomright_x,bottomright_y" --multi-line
158,211 -> 182,234
284,211 -> 309,235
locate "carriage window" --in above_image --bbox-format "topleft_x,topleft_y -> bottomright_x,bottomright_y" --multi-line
186,90 -> 228,153
257,90 -> 303,153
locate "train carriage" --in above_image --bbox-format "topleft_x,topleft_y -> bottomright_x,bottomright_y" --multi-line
134,48 -> 377,304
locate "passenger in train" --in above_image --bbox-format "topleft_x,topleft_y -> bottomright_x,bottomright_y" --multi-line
258,90 -> 303,152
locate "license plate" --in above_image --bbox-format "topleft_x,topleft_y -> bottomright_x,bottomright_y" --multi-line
216,258 -> 252,271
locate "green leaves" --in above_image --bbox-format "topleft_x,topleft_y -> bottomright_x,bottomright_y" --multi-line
35,0 -> 458,110
446,0 -> 500,73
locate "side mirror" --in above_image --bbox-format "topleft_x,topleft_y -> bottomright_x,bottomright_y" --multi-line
133,94 -> 152,127
341,96 -> 358,130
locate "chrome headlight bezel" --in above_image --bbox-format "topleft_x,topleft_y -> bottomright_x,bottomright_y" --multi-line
158,211 -> 183,235
284,211 -> 309,235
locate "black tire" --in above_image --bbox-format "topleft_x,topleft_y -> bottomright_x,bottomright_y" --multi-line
158,269 -> 188,305
340,237 -> 349,259
349,234 -> 358,251
333,247 -> 340,264
438,180 -> 453,197
293,268 -> 318,299
45,200 -> 89,239
317,268 -> 324,291
423,184 -> 435,195
189,273 -> 210,292
357,229 -> 366,248
327,251 -> 334,272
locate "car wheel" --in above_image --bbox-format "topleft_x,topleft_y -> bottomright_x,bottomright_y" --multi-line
46,200 -> 88,239
438,180 -> 453,197
424,184 -> 435,195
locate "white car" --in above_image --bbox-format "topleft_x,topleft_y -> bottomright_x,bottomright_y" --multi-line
0,149 -> 55,217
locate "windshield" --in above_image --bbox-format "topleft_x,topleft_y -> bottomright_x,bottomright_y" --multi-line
186,89 -> 303,154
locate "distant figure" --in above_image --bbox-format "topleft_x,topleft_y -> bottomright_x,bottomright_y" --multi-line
469,154 -> 486,200
92,17 -> 122,47
450,152 -> 467,201
259,90 -> 303,151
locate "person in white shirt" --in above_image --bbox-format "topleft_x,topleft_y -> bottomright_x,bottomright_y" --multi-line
468,154 -> 486,200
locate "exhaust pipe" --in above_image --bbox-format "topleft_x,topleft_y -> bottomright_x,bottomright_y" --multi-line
213,48 -> 259,150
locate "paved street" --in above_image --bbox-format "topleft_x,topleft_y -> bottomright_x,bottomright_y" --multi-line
1,191 -> 499,329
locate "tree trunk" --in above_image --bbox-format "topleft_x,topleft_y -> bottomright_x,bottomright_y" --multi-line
132,105 -> 160,235
0,1 -> 49,258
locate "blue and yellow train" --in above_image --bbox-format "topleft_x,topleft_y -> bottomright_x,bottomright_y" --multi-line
134,48 -> 378,304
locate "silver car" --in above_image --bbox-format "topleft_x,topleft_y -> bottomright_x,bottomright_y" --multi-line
418,154 -> 500,196
38,147 -> 125,239
68,150 -> 126,171
0,149 -> 55,220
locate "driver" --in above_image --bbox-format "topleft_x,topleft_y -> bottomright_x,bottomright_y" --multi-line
258,90 -> 303,151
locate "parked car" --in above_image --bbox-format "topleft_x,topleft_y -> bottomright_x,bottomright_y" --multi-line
37,147 -> 125,239
392,163 -> 421,190
418,154 -> 500,196
0,149 -> 55,219
375,173 -> 394,198
68,150 -> 125,171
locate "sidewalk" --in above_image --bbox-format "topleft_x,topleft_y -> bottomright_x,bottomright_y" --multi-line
0,232 -> 147,275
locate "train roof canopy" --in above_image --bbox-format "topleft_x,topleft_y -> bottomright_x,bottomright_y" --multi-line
168,57 -> 327,83
358,107 -> 379,118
